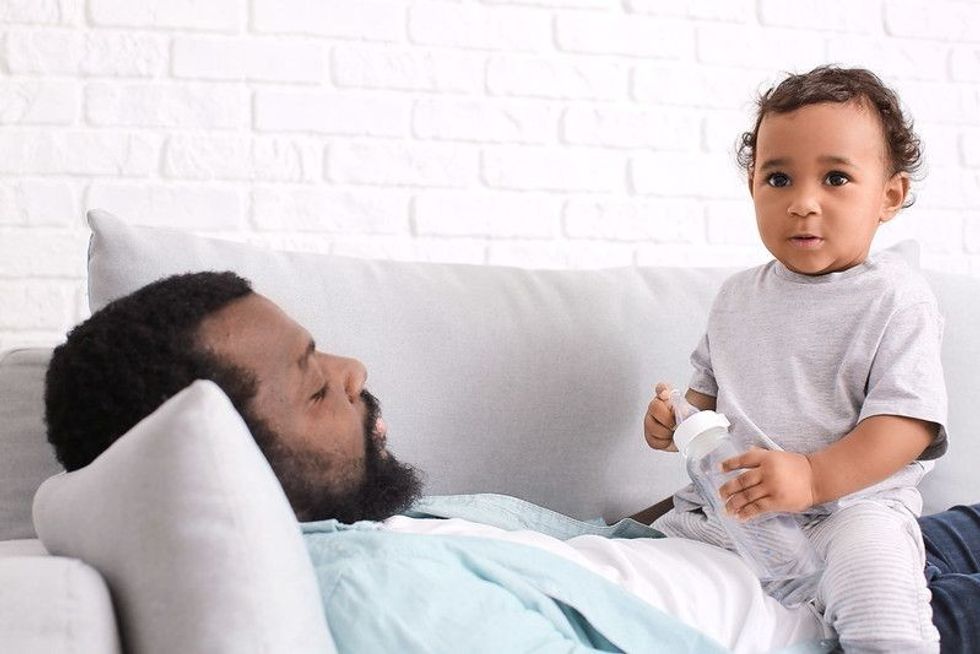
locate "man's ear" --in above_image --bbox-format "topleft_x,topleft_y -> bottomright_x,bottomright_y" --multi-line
880,172 -> 910,224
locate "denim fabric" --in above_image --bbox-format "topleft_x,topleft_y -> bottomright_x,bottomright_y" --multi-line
919,504 -> 980,653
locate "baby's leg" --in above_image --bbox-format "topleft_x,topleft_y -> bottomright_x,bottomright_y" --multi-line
809,501 -> 939,654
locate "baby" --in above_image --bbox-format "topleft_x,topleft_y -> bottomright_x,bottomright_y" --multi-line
644,66 -> 947,654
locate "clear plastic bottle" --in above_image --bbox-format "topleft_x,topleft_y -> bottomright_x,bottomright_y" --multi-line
669,389 -> 823,606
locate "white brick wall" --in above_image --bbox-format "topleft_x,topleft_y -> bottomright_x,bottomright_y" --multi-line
2,0 -> 980,349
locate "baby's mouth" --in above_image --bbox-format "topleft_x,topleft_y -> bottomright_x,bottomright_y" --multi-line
790,235 -> 823,249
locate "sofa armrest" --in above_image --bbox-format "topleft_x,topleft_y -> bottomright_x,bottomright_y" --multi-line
0,554 -> 121,654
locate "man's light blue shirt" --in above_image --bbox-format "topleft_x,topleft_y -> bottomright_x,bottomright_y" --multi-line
301,494 -> 837,653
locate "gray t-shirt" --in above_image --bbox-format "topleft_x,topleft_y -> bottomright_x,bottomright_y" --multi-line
677,243 -> 948,517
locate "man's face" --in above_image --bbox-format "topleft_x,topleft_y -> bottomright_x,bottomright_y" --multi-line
197,293 -> 421,523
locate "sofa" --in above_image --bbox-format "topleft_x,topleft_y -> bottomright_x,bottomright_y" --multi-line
2,209 -> 979,653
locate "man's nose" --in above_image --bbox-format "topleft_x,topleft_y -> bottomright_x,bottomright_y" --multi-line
331,355 -> 367,402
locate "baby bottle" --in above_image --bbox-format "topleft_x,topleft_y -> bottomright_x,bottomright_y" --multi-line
669,389 -> 823,606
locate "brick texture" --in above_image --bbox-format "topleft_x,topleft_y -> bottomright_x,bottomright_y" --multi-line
1,0 -> 979,347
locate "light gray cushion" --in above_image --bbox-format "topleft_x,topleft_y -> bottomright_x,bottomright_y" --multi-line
0,349 -> 61,540
33,380 -> 335,654
88,208 -> 713,521
85,209 -> 980,519
0,555 -> 121,654
919,270 -> 980,514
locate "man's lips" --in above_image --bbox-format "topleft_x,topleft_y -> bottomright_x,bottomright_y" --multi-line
373,416 -> 388,449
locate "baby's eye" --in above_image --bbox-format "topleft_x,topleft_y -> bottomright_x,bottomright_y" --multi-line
766,173 -> 790,188
825,171 -> 849,187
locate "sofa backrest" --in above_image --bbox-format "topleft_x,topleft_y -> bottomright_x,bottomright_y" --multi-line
3,210 -> 979,542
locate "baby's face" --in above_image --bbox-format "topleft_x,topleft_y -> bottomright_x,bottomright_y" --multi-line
749,101 -> 908,276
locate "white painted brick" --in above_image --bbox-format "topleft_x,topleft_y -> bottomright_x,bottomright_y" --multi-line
705,199 -> 758,245
487,240 -> 635,269
561,105 -> 700,150
488,55 -> 627,100
950,46 -> 980,82
414,98 -> 557,144
960,130 -> 980,168
85,82 -> 248,129
965,213 -> 980,253
333,45 -> 484,93
885,1 -> 980,43
0,130 -> 159,176
0,280 -> 76,330
163,135 -> 320,182
254,90 -> 410,137
702,109 -> 755,154
482,146 -> 624,192
631,152 -> 744,199
635,242 -> 768,268
89,0 -> 243,32
556,13 -> 694,59
173,37 -> 324,83
252,0 -> 404,41
0,229 -> 87,277
0,181 -> 75,225
328,141 -> 477,188
913,123 -> 960,169
826,38 -> 947,82
633,62 -> 763,109
915,167 -> 980,210
4,30 -> 167,76
413,191 -> 561,238
563,198 -> 705,241
697,25 -> 826,71
87,182 -> 244,230
875,208 -> 963,255
758,0 -> 880,33
483,0 -> 613,6
626,0 -> 752,22
409,2 -> 550,51
0,80 -> 77,125
898,82 -> 979,125
331,235 -> 488,264
0,0 -> 81,25
251,186 -> 409,233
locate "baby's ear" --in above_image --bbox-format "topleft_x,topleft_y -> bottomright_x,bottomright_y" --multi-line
747,169 -> 755,197
880,172 -> 910,223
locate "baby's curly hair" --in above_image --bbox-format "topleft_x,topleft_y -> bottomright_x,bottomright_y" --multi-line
45,271 -> 256,471
737,65 -> 923,207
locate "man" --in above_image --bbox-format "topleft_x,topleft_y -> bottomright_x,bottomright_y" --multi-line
45,272 -> 979,653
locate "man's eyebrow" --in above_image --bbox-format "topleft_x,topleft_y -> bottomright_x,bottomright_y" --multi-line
297,339 -> 315,371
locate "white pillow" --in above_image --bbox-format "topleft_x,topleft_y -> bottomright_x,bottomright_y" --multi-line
32,380 -> 335,654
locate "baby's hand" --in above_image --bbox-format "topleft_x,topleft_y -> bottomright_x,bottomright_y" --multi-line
643,382 -> 678,452
718,448 -> 816,519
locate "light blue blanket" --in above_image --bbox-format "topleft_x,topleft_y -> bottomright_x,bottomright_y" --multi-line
302,494 -> 838,653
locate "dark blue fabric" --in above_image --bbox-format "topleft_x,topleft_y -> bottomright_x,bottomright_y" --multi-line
919,504 -> 980,653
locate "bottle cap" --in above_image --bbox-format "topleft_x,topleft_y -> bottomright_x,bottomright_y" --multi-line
673,410 -> 730,456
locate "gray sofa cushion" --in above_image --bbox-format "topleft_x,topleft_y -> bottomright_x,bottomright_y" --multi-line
87,209 -> 715,520
0,555 -> 121,654
0,349 -> 61,540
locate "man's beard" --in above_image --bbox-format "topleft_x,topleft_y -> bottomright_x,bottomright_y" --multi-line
245,390 -> 424,524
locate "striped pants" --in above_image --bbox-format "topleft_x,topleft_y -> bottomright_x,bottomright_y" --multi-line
655,500 -> 939,653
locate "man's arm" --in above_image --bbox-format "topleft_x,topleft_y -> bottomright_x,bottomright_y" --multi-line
627,495 -> 674,525
720,414 -> 938,519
